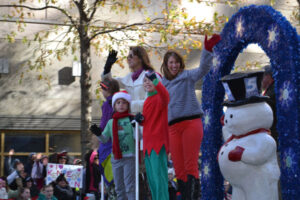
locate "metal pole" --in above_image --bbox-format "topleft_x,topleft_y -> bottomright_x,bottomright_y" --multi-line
101,175 -> 104,200
135,121 -> 139,200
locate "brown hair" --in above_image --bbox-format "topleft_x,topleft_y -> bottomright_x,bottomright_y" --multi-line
42,184 -> 54,191
19,187 -> 30,197
0,176 -> 8,191
130,46 -> 154,71
101,77 -> 120,95
160,50 -> 185,80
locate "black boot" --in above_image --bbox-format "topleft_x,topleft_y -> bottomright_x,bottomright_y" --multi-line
186,174 -> 200,200
177,179 -> 187,200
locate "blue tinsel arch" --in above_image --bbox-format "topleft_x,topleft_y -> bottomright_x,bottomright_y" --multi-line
201,5 -> 300,200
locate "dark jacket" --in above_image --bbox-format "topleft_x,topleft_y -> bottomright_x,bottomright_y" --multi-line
84,151 -> 101,193
53,184 -> 74,200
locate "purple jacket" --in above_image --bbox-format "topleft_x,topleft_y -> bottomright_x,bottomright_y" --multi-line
98,96 -> 113,184
99,96 -> 114,131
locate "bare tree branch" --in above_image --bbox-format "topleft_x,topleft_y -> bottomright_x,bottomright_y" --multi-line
74,0 -> 88,25
0,4 -> 77,28
52,26 -> 75,51
89,17 -> 164,42
88,0 -> 103,21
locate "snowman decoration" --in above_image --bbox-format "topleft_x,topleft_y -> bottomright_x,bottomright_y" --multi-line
218,71 -> 280,200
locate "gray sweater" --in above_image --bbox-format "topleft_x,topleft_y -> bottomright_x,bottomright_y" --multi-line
162,49 -> 213,124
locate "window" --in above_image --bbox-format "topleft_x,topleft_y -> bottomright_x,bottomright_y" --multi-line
49,132 -> 81,152
0,130 -> 80,176
5,133 -> 45,152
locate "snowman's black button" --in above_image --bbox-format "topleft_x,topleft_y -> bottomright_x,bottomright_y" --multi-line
225,144 -> 228,147
221,152 -> 224,155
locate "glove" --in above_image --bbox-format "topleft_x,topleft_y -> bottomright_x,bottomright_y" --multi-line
228,146 -> 245,162
90,124 -> 102,136
204,34 -> 221,52
145,70 -> 157,82
103,50 -> 118,74
134,112 -> 144,124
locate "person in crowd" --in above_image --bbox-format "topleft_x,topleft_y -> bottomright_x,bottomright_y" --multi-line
4,149 -> 17,176
37,184 -> 57,200
224,180 -> 232,200
167,168 -> 177,200
262,65 -> 278,144
134,70 -> 169,200
91,91 -> 136,200
90,77 -> 120,199
57,151 -> 69,164
73,159 -> 82,166
31,153 -> 47,190
0,177 -> 8,199
53,174 -> 74,200
160,34 -> 221,199
16,187 -> 31,200
1,176 -> 20,199
7,160 -> 27,191
23,177 -> 40,199
24,153 -> 37,177
84,150 -> 102,200
101,47 -> 154,115
41,156 -> 48,181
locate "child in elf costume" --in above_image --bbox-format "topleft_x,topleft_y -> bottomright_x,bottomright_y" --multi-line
91,91 -> 136,200
135,70 -> 169,200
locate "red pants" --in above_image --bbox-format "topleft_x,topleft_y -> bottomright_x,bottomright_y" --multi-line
168,118 -> 203,182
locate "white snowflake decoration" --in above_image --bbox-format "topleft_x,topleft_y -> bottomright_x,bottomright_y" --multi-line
212,56 -> 220,73
267,25 -> 278,48
203,111 -> 211,130
283,148 -> 296,172
279,81 -> 292,108
235,17 -> 244,38
202,162 -> 211,179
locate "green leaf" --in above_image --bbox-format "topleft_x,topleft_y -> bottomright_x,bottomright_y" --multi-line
22,36 -> 28,44
270,0 -> 276,6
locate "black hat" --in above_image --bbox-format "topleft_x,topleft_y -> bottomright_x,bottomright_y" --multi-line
25,176 -> 33,183
221,71 -> 269,107
56,173 -> 67,183
57,151 -> 68,160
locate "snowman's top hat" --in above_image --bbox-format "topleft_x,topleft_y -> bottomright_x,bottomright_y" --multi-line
221,71 -> 269,107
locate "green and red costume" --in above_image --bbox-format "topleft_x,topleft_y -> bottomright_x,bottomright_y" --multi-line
141,78 -> 169,200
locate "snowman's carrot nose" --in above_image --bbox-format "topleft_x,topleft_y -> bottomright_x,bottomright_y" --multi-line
220,115 -> 225,126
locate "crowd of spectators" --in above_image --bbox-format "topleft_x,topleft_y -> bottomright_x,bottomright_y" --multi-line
1,149 -> 84,200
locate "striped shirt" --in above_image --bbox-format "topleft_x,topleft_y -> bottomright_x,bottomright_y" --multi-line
162,49 -> 213,125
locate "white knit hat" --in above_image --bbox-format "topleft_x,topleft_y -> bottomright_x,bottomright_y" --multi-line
112,90 -> 131,109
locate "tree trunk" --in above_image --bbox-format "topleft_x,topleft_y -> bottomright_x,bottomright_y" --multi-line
79,33 -> 93,161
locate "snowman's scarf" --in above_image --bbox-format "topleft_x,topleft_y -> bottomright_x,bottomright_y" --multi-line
225,128 -> 270,144
218,128 -> 270,160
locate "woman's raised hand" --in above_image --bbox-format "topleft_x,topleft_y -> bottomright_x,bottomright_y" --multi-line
104,50 -> 118,74
204,34 -> 221,52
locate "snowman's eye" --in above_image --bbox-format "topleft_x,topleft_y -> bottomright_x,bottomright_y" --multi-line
230,114 -> 233,118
